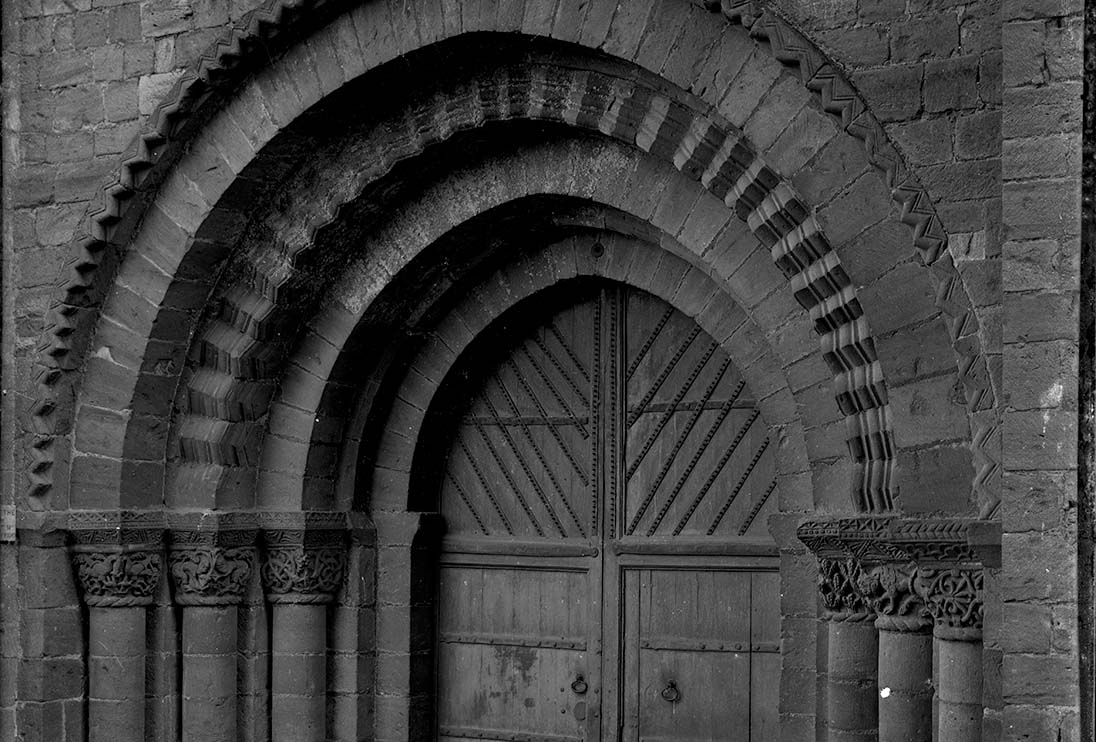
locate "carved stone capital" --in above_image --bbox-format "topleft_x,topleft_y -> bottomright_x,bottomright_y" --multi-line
818,557 -> 874,620
167,513 -> 257,606
261,545 -> 346,604
260,512 -> 348,604
912,565 -> 984,638
68,510 -> 165,608
72,547 -> 162,607
856,562 -> 930,632
168,545 -> 255,605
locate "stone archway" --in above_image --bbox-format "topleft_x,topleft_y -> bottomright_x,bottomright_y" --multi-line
360,232 -> 788,741
25,2 -> 998,742
30,0 -> 993,518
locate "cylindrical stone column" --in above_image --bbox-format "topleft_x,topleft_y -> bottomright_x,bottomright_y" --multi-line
876,621 -> 932,742
70,517 -> 163,742
73,549 -> 162,742
914,566 -> 985,742
260,516 -> 347,742
826,616 -> 879,741
819,557 -> 878,742
934,626 -> 983,742
168,520 -> 257,742
860,562 -> 933,742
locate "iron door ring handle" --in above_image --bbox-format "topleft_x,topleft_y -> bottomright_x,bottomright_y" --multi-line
571,676 -> 588,695
660,681 -> 680,703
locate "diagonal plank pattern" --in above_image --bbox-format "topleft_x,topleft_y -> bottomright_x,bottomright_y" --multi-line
623,291 -> 775,540
442,298 -> 597,539
439,285 -> 775,542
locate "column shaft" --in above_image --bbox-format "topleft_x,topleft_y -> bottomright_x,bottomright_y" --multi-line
88,606 -> 146,742
182,605 -> 239,742
826,617 -> 879,742
876,624 -> 932,742
272,604 -> 327,742
935,630 -> 983,742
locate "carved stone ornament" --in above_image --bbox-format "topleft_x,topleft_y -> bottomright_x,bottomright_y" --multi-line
261,545 -> 346,604
165,513 -> 258,605
68,510 -> 166,608
888,519 -> 980,565
168,545 -> 255,605
912,566 -> 984,637
258,512 -> 348,604
818,557 -> 873,620
72,548 -> 162,607
856,562 -> 930,631
797,517 -> 894,560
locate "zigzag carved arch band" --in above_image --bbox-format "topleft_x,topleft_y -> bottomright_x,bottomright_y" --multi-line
28,0 -> 991,513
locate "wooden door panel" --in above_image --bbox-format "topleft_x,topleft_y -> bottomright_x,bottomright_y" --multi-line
438,565 -> 594,741
634,648 -> 751,742
435,284 -> 781,742
437,643 -> 588,742
622,291 -> 776,541
622,568 -> 774,742
749,572 -> 780,741
624,410 -> 775,538
440,295 -> 597,541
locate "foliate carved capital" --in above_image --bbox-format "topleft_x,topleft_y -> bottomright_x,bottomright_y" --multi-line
913,565 -> 984,638
72,548 -> 162,607
818,557 -> 873,620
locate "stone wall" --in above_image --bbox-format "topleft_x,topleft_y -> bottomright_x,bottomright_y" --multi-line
1000,0 -> 1084,738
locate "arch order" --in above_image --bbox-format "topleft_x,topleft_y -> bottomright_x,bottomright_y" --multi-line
376,232 -> 793,518
356,232 -> 792,732
33,0 -> 993,515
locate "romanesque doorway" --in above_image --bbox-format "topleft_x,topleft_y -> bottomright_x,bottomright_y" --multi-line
429,280 -> 780,742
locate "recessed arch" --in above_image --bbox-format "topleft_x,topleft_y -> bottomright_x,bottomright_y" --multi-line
355,231 -> 791,740
31,0 -> 991,519
108,49 -> 911,514
349,229 -> 813,518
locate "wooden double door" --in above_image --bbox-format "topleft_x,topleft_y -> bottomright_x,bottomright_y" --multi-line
434,283 -> 779,742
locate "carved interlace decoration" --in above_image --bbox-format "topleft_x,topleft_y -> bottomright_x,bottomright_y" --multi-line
260,518 -> 348,604
913,566 -> 984,636
818,558 -> 872,620
261,546 -> 346,604
72,549 -> 162,607
168,546 -> 254,605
